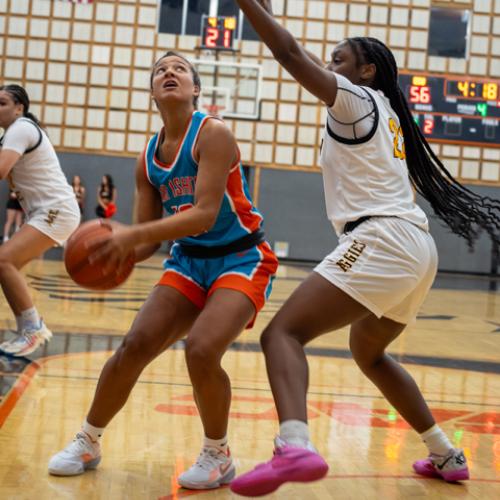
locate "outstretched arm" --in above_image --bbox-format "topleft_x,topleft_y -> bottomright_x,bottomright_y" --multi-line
237,0 -> 338,106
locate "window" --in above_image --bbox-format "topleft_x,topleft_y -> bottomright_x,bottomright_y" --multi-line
427,7 -> 470,58
158,0 -> 258,41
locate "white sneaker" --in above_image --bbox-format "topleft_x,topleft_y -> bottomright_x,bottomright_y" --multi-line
1,321 -> 52,357
0,330 -> 20,352
178,446 -> 235,489
48,432 -> 101,476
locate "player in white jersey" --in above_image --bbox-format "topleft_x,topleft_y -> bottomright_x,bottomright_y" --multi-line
230,1 -> 500,496
0,85 -> 80,357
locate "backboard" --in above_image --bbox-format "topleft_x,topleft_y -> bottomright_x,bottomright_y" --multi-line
193,59 -> 262,121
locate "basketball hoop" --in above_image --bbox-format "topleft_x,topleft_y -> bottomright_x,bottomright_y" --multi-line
202,103 -> 225,118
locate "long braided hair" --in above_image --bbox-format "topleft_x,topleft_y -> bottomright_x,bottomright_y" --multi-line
347,37 -> 500,248
0,84 -> 42,126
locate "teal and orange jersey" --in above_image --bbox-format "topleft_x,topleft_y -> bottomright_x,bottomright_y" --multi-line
143,111 -> 263,247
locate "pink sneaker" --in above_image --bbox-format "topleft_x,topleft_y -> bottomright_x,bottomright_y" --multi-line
413,448 -> 469,482
230,440 -> 329,497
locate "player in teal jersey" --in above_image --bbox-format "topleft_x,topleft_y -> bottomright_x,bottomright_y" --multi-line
48,52 -> 278,489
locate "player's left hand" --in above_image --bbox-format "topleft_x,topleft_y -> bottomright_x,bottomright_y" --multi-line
87,221 -> 136,275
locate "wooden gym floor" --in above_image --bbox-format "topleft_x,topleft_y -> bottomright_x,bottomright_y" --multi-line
0,253 -> 499,499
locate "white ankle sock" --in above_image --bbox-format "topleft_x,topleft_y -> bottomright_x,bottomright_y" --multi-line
279,419 -> 310,448
82,420 -> 105,443
20,307 -> 41,330
420,424 -> 453,456
204,435 -> 228,454
15,315 -> 22,333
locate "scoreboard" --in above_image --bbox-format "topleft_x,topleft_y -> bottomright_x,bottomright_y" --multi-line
399,73 -> 500,148
200,15 -> 237,51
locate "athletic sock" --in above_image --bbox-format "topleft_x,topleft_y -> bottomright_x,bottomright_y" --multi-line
279,419 -> 310,448
82,420 -> 105,443
20,307 -> 41,330
204,435 -> 228,454
420,424 -> 453,456
15,315 -> 23,333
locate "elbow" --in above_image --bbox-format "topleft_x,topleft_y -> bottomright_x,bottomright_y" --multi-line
273,39 -> 301,67
274,48 -> 292,66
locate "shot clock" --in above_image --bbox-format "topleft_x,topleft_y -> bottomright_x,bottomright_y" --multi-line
399,73 -> 500,147
200,15 -> 237,50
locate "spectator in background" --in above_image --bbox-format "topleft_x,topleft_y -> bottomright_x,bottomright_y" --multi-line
95,174 -> 117,218
72,175 -> 86,218
3,190 -> 24,243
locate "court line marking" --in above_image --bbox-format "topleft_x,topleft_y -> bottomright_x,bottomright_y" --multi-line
36,371 -> 500,409
158,474 -> 500,499
1,346 -> 499,431
0,362 -> 39,428
1,347 -> 498,431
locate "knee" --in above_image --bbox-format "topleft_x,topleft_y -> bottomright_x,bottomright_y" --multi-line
260,324 -> 277,352
117,329 -> 161,366
350,343 -> 384,374
0,256 -> 14,277
184,338 -> 221,376
260,321 -> 305,352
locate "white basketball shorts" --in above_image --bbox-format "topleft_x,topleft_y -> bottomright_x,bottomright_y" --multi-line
314,216 -> 438,324
26,198 -> 80,245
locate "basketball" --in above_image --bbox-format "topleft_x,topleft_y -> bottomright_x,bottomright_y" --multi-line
64,219 -> 135,290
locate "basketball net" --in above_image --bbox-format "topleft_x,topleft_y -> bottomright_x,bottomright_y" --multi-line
202,103 -> 225,118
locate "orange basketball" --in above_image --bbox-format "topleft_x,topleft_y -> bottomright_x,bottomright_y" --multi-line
64,219 -> 135,291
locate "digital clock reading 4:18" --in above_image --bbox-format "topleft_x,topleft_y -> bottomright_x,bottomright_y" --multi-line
399,73 -> 500,147
446,80 -> 498,100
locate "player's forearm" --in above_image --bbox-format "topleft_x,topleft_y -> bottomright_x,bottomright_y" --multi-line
132,205 -> 217,246
236,0 -> 303,64
133,242 -> 161,263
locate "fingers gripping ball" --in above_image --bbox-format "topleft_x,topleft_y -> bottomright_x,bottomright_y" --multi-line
64,219 -> 135,290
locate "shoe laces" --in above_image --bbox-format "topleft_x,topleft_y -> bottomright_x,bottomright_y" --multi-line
8,333 -> 35,347
66,432 -> 95,455
21,322 -> 43,336
194,447 -> 227,471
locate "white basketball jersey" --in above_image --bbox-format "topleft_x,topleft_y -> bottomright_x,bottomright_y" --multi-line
1,118 -> 76,215
319,74 -> 428,236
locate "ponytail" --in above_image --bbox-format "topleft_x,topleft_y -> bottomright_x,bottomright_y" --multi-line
347,37 -> 500,248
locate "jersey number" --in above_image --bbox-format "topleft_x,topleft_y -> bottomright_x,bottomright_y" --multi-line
388,118 -> 406,160
171,203 -> 194,214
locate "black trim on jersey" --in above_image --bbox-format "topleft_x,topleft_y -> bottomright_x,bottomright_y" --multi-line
24,124 -> 43,154
0,118 -> 44,154
326,87 -> 379,146
327,108 -> 376,127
